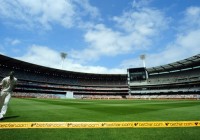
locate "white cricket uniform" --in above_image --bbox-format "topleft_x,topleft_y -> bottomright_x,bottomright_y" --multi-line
0,76 -> 17,119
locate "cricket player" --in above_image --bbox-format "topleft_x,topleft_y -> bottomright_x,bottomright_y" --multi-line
0,71 -> 17,120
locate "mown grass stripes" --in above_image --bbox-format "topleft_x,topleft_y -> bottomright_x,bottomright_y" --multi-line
0,98 -> 199,140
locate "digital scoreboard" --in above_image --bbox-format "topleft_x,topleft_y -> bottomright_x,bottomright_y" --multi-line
127,67 -> 148,82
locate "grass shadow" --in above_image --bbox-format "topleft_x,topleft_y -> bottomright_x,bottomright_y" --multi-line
1,115 -> 20,121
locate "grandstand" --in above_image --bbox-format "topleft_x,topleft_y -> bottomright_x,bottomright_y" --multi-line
0,54 -> 128,99
0,54 -> 200,100
128,54 -> 200,100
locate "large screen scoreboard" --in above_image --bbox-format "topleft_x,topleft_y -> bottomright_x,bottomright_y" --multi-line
127,67 -> 148,82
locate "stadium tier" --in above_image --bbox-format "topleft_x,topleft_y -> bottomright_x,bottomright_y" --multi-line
128,54 -> 200,99
0,54 -> 200,99
0,54 -> 128,99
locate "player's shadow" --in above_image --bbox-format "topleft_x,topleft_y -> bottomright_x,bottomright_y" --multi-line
1,116 -> 19,120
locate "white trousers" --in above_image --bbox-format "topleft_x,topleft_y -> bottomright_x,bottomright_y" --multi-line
0,91 -> 11,118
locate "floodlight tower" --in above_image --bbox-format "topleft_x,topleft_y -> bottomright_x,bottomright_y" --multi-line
140,54 -> 146,68
60,52 -> 67,69
140,54 -> 148,79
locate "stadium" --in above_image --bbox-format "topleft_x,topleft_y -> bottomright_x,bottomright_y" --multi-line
0,54 -> 200,140
0,53 -> 200,100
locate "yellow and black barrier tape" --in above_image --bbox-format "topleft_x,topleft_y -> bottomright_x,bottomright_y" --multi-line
0,121 -> 199,129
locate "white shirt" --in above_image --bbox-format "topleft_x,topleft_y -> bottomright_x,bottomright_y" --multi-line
0,76 -> 17,92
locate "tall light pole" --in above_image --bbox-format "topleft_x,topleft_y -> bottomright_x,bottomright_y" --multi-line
140,54 -> 146,67
60,52 -> 67,69
140,54 -> 148,79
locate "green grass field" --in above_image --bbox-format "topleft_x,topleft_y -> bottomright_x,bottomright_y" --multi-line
0,98 -> 200,140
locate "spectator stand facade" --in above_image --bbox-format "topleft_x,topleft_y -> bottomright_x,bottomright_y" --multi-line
128,54 -> 200,100
0,54 -> 128,99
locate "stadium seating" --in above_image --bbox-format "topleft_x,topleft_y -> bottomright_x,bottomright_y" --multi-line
1,53 -> 200,99
129,54 -> 200,99
0,54 -> 128,99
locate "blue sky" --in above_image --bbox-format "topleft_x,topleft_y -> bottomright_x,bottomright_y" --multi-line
0,0 -> 200,74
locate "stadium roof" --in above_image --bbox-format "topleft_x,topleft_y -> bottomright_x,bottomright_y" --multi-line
147,54 -> 200,74
0,54 -> 126,79
1,53 -> 200,76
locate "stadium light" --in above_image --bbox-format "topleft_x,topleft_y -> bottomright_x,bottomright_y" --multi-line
60,52 -> 67,69
140,54 -> 146,68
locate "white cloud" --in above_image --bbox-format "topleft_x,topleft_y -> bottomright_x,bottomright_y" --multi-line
185,6 -> 200,25
71,5 -> 169,63
16,45 -> 125,74
64,62 -> 126,74
113,8 -> 168,36
4,1 -> 200,74
149,7 -> 200,67
80,24 -> 134,59
74,0 -> 100,18
122,30 -> 200,69
16,45 -> 61,68
131,0 -> 151,9
0,38 -> 21,54
0,0 -> 100,30
121,6 -> 200,69
11,39 -> 21,45
5,38 -> 21,46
